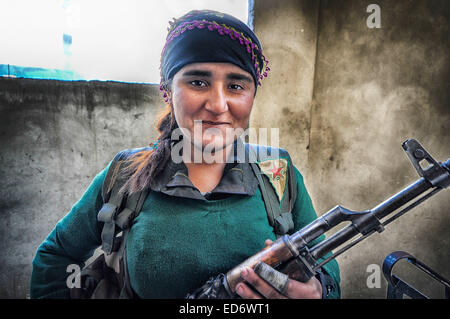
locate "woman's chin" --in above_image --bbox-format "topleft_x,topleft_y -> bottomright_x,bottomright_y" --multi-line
185,139 -> 232,163
200,141 -> 226,152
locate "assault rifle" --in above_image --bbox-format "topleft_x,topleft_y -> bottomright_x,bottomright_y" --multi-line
186,138 -> 450,298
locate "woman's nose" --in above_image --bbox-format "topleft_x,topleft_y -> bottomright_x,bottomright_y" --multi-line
204,84 -> 228,114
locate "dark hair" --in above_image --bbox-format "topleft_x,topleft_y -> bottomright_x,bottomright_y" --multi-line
120,102 -> 177,195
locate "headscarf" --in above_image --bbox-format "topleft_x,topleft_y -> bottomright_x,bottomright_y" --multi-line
159,9 -> 270,100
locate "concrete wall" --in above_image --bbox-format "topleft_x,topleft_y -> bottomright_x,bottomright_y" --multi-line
309,0 -> 449,298
0,79 -> 164,298
0,0 -> 448,298
253,0 -> 449,298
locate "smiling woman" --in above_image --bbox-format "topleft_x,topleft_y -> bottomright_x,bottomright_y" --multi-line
172,63 -> 255,156
170,62 -> 256,192
30,9 -> 341,300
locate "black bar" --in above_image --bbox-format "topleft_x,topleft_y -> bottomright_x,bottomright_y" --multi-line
310,224 -> 360,260
289,207 -> 340,249
371,177 -> 432,220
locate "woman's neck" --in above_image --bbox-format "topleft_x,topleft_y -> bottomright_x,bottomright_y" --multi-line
183,143 -> 233,193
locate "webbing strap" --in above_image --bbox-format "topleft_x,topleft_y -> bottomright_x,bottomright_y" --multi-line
115,190 -> 143,230
98,151 -> 149,255
251,162 -> 277,225
115,190 -> 148,229
247,143 -> 296,238
101,187 -> 150,298
98,179 -> 125,255
274,212 -> 295,235
287,155 -> 298,213
247,144 -> 281,237
116,188 -> 149,298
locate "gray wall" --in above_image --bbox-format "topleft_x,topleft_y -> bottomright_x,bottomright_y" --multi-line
0,79 -> 164,298
253,0 -> 449,298
0,0 -> 448,298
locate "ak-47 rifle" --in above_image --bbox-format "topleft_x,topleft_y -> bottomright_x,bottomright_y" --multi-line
186,138 -> 450,299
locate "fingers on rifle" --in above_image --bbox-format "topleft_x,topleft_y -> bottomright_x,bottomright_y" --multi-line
240,266 -> 287,299
264,239 -> 273,247
254,262 -> 290,296
252,262 -> 322,299
286,276 -> 322,299
235,282 -> 263,299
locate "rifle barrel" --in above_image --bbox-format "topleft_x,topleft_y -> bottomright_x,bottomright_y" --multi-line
372,177 -> 432,220
310,174 -> 444,262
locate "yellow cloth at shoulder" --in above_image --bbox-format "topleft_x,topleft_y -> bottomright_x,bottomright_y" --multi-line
257,158 -> 288,202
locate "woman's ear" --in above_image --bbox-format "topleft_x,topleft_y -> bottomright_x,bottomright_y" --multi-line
161,79 -> 173,104
166,89 -> 172,104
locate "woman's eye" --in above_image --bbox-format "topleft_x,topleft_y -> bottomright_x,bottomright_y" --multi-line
190,80 -> 206,87
229,84 -> 244,90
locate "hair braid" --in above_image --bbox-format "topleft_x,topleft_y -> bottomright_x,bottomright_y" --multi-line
119,105 -> 177,195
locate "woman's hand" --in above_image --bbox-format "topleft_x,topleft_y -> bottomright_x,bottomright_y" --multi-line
235,240 -> 323,299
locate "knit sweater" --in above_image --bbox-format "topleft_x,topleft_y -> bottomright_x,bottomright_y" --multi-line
30,160 -> 341,299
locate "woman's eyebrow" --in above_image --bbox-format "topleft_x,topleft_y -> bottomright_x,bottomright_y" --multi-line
181,70 -> 212,77
181,70 -> 252,84
226,73 -> 252,83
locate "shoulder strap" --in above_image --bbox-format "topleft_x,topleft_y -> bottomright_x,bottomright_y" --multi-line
246,143 -> 298,238
97,148 -> 151,254
96,148 -> 151,299
113,189 -> 149,299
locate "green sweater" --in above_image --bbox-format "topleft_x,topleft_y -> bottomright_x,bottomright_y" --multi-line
30,159 -> 341,299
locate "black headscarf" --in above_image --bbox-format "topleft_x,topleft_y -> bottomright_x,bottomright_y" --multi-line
159,10 -> 269,93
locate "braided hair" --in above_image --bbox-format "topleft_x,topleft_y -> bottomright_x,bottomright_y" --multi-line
120,101 -> 177,195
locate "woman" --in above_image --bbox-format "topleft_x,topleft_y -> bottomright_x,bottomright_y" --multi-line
30,9 -> 340,299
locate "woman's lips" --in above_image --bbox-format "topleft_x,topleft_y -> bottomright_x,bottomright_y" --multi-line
201,120 -> 230,126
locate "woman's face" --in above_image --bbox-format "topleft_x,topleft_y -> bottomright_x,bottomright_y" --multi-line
170,62 -> 256,155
